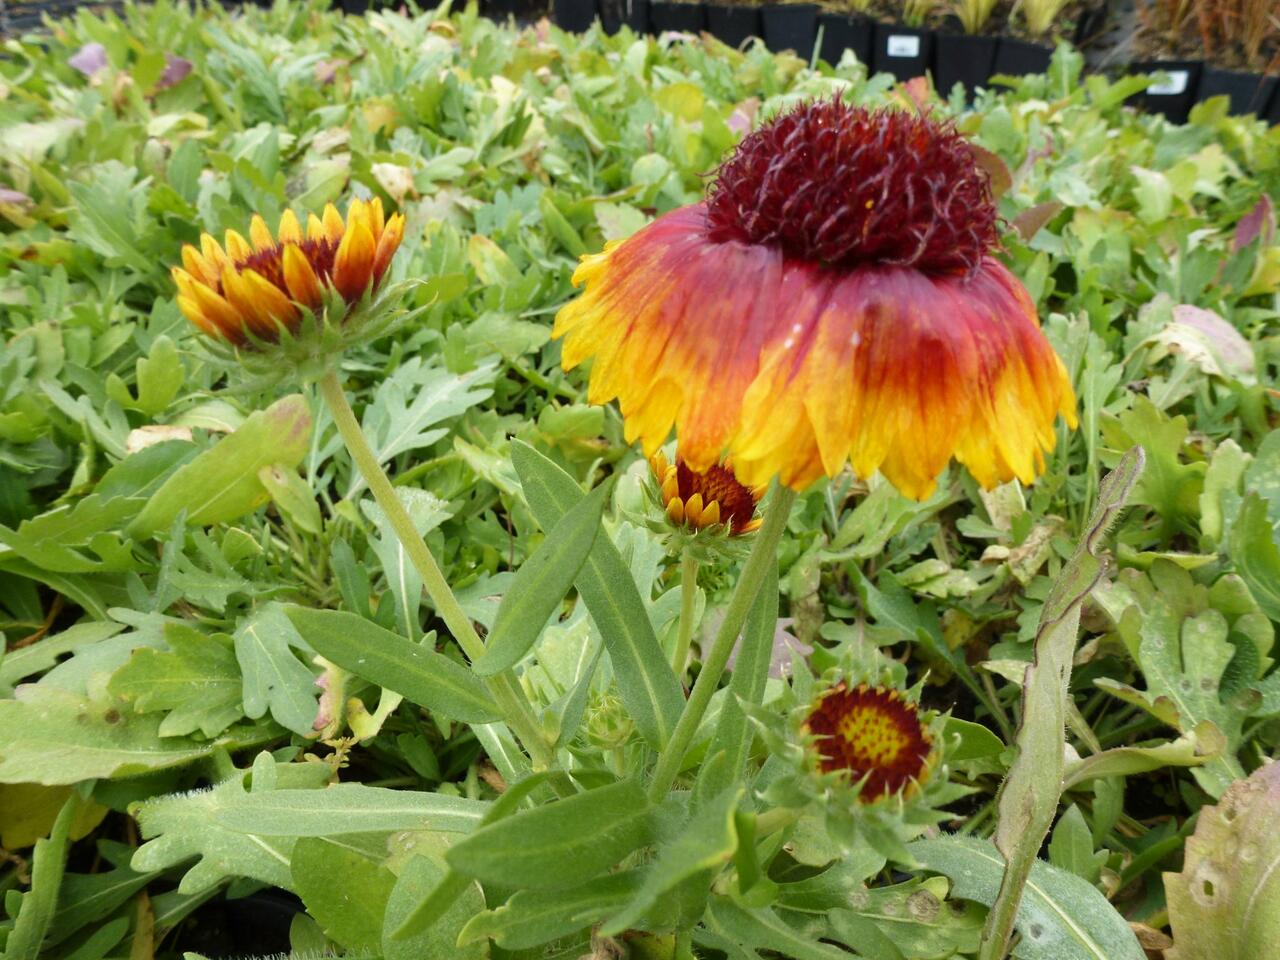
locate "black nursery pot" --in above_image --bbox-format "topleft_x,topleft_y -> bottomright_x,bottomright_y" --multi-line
649,0 -> 705,32
992,36 -> 1053,77
761,3 -> 819,60
554,0 -> 599,31
1196,67 -> 1277,117
482,0 -> 523,20
816,11 -> 873,67
1128,60 -> 1202,124
338,0 -> 370,14
601,0 -> 650,33
933,32 -> 998,97
872,23 -> 932,82
706,3 -> 762,47
1071,0 -> 1109,46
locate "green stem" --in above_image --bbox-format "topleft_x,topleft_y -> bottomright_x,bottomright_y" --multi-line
318,370 -> 560,780
671,550 -> 700,677
647,487 -> 797,802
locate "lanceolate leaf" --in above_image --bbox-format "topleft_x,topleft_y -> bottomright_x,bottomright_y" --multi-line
284,606 -> 503,723
130,394 -> 313,538
446,778 -> 655,891
910,834 -> 1145,960
982,446 -> 1144,959
471,481 -> 607,677
510,441 -> 683,749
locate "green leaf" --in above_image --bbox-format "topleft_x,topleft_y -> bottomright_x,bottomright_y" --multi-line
473,481 -> 606,676
383,851 -> 486,960
1061,723 -> 1224,790
257,463 -> 322,535
446,778 -> 654,890
1103,398 -> 1204,533
3,791 -> 84,960
460,872 -> 641,949
511,441 -> 683,749
601,786 -> 743,935
1047,805 -> 1107,884
292,835 -> 397,951
130,394 -> 313,538
234,603 -> 319,736
944,717 -> 1006,763
703,898 -> 851,960
910,834 -> 1146,960
1229,493 -> 1280,622
108,622 -> 244,738
131,754 -> 332,895
1164,762 -> 1280,960
0,685 -> 261,785
284,606 -> 503,723
212,783 -> 487,837
986,446 -> 1144,957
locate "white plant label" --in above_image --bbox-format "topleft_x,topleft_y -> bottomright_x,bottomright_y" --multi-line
1148,71 -> 1189,96
886,35 -> 920,58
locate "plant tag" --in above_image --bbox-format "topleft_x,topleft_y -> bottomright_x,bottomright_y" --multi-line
886,34 -> 920,58
1148,71 -> 1188,96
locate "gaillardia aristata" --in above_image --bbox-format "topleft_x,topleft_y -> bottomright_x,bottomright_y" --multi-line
650,451 -> 763,535
554,101 -> 1077,499
173,199 -> 404,346
805,682 -> 934,802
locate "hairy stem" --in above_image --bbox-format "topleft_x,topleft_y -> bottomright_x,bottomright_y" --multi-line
672,550 -> 700,677
647,487 -> 796,802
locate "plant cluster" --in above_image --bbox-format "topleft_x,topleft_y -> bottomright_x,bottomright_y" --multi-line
1136,0 -> 1280,71
0,2 -> 1279,959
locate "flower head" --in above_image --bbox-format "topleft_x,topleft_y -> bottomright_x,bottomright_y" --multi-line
650,451 -> 762,535
172,198 -> 404,347
554,101 -> 1077,500
804,682 -> 934,802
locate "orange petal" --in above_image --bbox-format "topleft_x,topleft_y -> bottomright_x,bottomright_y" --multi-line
282,243 -> 324,308
332,220 -> 376,301
224,229 -> 252,262
371,213 -> 405,282
249,214 -> 274,251
242,269 -> 298,328
220,266 -> 277,338
278,209 -> 302,244
322,203 -> 345,243
200,234 -> 229,273
666,497 -> 685,525
181,245 -> 218,286
190,281 -> 248,341
176,294 -> 223,339
368,196 -> 386,237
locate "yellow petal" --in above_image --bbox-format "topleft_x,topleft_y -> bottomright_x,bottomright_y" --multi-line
176,294 -> 224,340
224,229 -> 252,262
661,474 -> 679,504
171,266 -> 199,298
322,203 -> 345,243
702,500 -> 721,526
278,209 -> 302,244
649,452 -> 669,477
190,281 -> 247,341
219,266 -> 276,338
685,493 -> 704,526
200,234 -> 229,272
666,497 -> 685,525
181,245 -> 218,286
249,214 -> 274,251
242,269 -> 296,324
307,213 -> 327,242
371,213 -> 405,281
282,243 -> 324,308
346,198 -> 369,235
333,220 -> 376,301
368,196 -> 385,237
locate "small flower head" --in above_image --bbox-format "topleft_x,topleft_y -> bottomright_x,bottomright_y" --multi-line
171,199 -> 413,385
804,682 -> 934,803
650,451 -> 763,535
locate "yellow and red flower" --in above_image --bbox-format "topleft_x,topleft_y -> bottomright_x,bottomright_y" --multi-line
650,451 -> 763,534
172,199 -> 404,346
805,682 -> 934,802
554,101 -> 1077,500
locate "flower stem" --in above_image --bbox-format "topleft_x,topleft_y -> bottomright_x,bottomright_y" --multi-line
646,486 -> 796,802
671,550 -> 700,677
317,369 -> 559,779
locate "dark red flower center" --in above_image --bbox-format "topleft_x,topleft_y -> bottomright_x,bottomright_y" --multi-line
221,236 -> 339,298
806,683 -> 933,800
676,461 -> 757,531
706,101 -> 998,274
